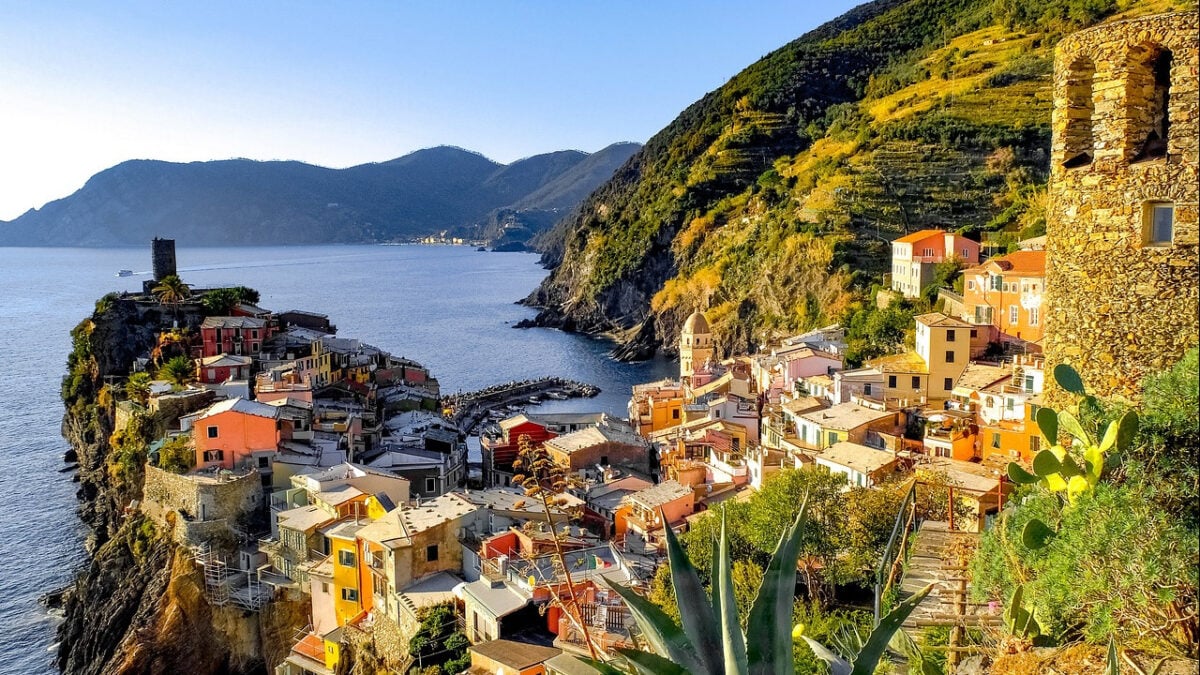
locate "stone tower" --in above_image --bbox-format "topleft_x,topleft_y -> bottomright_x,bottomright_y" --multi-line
152,237 -> 177,281
680,310 -> 713,384
1044,12 -> 1198,402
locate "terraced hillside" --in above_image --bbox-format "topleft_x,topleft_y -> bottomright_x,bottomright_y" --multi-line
527,0 -> 1189,359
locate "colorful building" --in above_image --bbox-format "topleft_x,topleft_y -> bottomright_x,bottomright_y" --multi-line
198,353 -> 252,385
192,397 -> 281,473
890,229 -> 981,298
814,441 -> 899,489
628,379 -> 685,436
679,310 -> 714,387
199,316 -> 275,358
961,250 -> 1047,349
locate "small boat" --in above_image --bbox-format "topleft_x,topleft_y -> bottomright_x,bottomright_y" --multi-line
116,269 -> 134,277
548,392 -> 568,400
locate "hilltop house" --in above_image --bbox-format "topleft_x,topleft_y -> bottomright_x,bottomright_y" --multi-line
961,250 -> 1046,350
890,229 -> 980,298
199,315 -> 276,358
192,397 -> 281,478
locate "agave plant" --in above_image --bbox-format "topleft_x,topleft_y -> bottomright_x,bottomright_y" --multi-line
587,498 -> 934,674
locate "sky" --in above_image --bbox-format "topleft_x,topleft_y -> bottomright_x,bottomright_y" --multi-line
0,1 -> 865,221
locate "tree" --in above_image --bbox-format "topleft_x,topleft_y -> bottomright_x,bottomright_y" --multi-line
158,355 -> 195,388
125,372 -> 152,405
201,288 -> 241,316
152,274 -> 190,324
157,435 -> 194,474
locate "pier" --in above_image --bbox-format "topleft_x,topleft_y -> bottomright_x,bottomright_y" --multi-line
443,377 -> 600,435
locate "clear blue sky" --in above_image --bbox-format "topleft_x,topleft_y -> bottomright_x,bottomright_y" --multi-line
0,1 -> 865,220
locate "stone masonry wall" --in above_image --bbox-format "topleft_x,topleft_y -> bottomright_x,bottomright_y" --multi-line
1044,12 -> 1199,402
141,465 -> 262,546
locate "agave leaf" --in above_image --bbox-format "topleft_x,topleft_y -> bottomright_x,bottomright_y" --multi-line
801,637 -> 852,675
1054,363 -> 1086,395
662,508 -> 723,673
579,657 -> 632,675
1032,449 -> 1061,477
612,648 -> 692,675
1021,518 -> 1055,549
606,580 -> 704,673
849,582 -> 935,675
1007,462 -> 1039,484
1035,406 -> 1059,443
1106,635 -> 1119,675
1058,410 -> 1093,447
1115,411 -> 1139,453
717,511 -> 749,675
746,497 -> 808,675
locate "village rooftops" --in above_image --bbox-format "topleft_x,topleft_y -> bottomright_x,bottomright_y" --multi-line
198,397 -> 280,420
319,336 -> 383,355
276,504 -> 335,534
782,396 -> 827,415
282,309 -> 329,319
356,493 -> 478,550
458,578 -> 531,620
954,362 -> 1012,393
458,486 -> 584,515
870,351 -> 930,374
914,312 -> 973,328
837,366 -> 884,381
200,353 -> 253,367
469,639 -> 562,672
201,315 -> 269,329
918,456 -> 1004,493
800,401 -> 895,431
965,249 -> 1046,276
817,441 -> 897,475
543,421 -> 646,455
320,518 -> 366,542
894,228 -> 949,244
625,480 -> 692,510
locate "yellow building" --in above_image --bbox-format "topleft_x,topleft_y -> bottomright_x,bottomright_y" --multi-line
679,310 -> 714,386
322,519 -> 368,627
871,312 -> 971,406
628,379 -> 685,436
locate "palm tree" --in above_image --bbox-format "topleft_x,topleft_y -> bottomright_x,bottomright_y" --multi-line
201,287 -> 240,316
158,355 -> 196,388
125,372 -> 152,405
152,274 -> 190,326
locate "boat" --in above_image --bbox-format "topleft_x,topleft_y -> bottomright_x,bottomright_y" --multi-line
547,392 -> 568,400
116,269 -> 134,277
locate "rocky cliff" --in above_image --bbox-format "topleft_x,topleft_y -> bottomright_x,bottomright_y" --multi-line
55,298 -> 307,675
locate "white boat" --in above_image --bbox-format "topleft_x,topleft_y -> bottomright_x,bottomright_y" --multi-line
116,269 -> 134,277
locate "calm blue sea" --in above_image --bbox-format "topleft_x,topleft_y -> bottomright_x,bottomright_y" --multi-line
0,244 -> 674,674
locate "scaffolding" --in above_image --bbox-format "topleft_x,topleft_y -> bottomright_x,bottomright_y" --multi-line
193,542 -> 230,606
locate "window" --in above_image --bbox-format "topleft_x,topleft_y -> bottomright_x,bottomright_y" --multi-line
863,383 -> 872,395
967,280 -> 975,291
1144,202 -> 1174,246
1029,306 -> 1040,327
600,454 -> 609,465
970,329 -> 978,338
962,248 -> 970,258
1062,56 -> 1096,168
827,431 -> 838,447
321,582 -> 330,593
1009,305 -> 1019,325
974,306 -> 993,325
945,351 -> 955,363
888,375 -> 897,388
991,433 -> 1001,449
341,588 -> 359,602
1131,47 -> 1172,162
202,449 -> 224,462
258,456 -> 270,468
1025,374 -> 1036,392
671,408 -> 679,420
207,426 -> 219,439
911,376 -> 921,389
426,544 -> 439,562
338,550 -> 356,567
990,275 -> 1002,291
1030,436 -> 1041,454
923,247 -> 934,257
946,329 -> 956,342
425,477 -> 436,493
1006,398 -> 1015,412
944,377 -> 953,391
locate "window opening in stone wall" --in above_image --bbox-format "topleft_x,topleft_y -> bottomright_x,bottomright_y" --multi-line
1144,201 -> 1174,246
1130,46 -> 1173,162
1062,56 -> 1096,168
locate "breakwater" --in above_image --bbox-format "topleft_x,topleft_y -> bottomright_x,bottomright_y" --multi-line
445,377 -> 600,434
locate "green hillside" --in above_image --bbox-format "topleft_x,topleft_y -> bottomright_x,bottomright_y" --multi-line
528,0 -> 1189,358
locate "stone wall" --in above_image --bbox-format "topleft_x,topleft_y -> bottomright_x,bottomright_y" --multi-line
151,389 -> 215,426
141,465 -> 262,546
1044,12 -> 1199,402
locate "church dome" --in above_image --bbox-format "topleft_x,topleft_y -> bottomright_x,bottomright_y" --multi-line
683,310 -> 710,335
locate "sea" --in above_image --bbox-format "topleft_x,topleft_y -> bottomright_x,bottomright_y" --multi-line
0,244 -> 675,675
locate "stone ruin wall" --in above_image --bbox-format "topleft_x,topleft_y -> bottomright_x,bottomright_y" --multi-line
1044,11 -> 1199,403
141,465 -> 262,546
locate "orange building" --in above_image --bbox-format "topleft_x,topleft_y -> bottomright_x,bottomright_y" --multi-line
961,250 -> 1046,349
192,397 -> 280,471
628,379 -> 685,436
891,229 -> 981,298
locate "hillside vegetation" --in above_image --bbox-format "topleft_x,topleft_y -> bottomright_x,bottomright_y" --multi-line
527,0 -> 1190,358
0,143 -> 640,248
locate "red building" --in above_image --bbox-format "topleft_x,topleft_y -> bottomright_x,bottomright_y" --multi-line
480,415 -> 559,487
198,353 -> 253,384
199,316 -> 276,358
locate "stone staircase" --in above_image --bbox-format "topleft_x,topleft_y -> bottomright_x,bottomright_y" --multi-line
898,521 -> 1000,638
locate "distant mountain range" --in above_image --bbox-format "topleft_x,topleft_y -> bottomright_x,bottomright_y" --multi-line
0,142 -> 641,247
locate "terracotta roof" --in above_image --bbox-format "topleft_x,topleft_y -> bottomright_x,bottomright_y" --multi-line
967,250 -> 1046,276
893,229 -> 946,244
199,397 -> 280,420
915,312 -> 972,328
870,351 -> 929,374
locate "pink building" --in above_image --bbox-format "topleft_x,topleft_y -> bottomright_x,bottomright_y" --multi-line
192,398 -> 281,472
891,229 -> 981,298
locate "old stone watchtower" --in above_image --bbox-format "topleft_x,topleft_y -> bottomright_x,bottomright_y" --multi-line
1044,11 -> 1199,401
